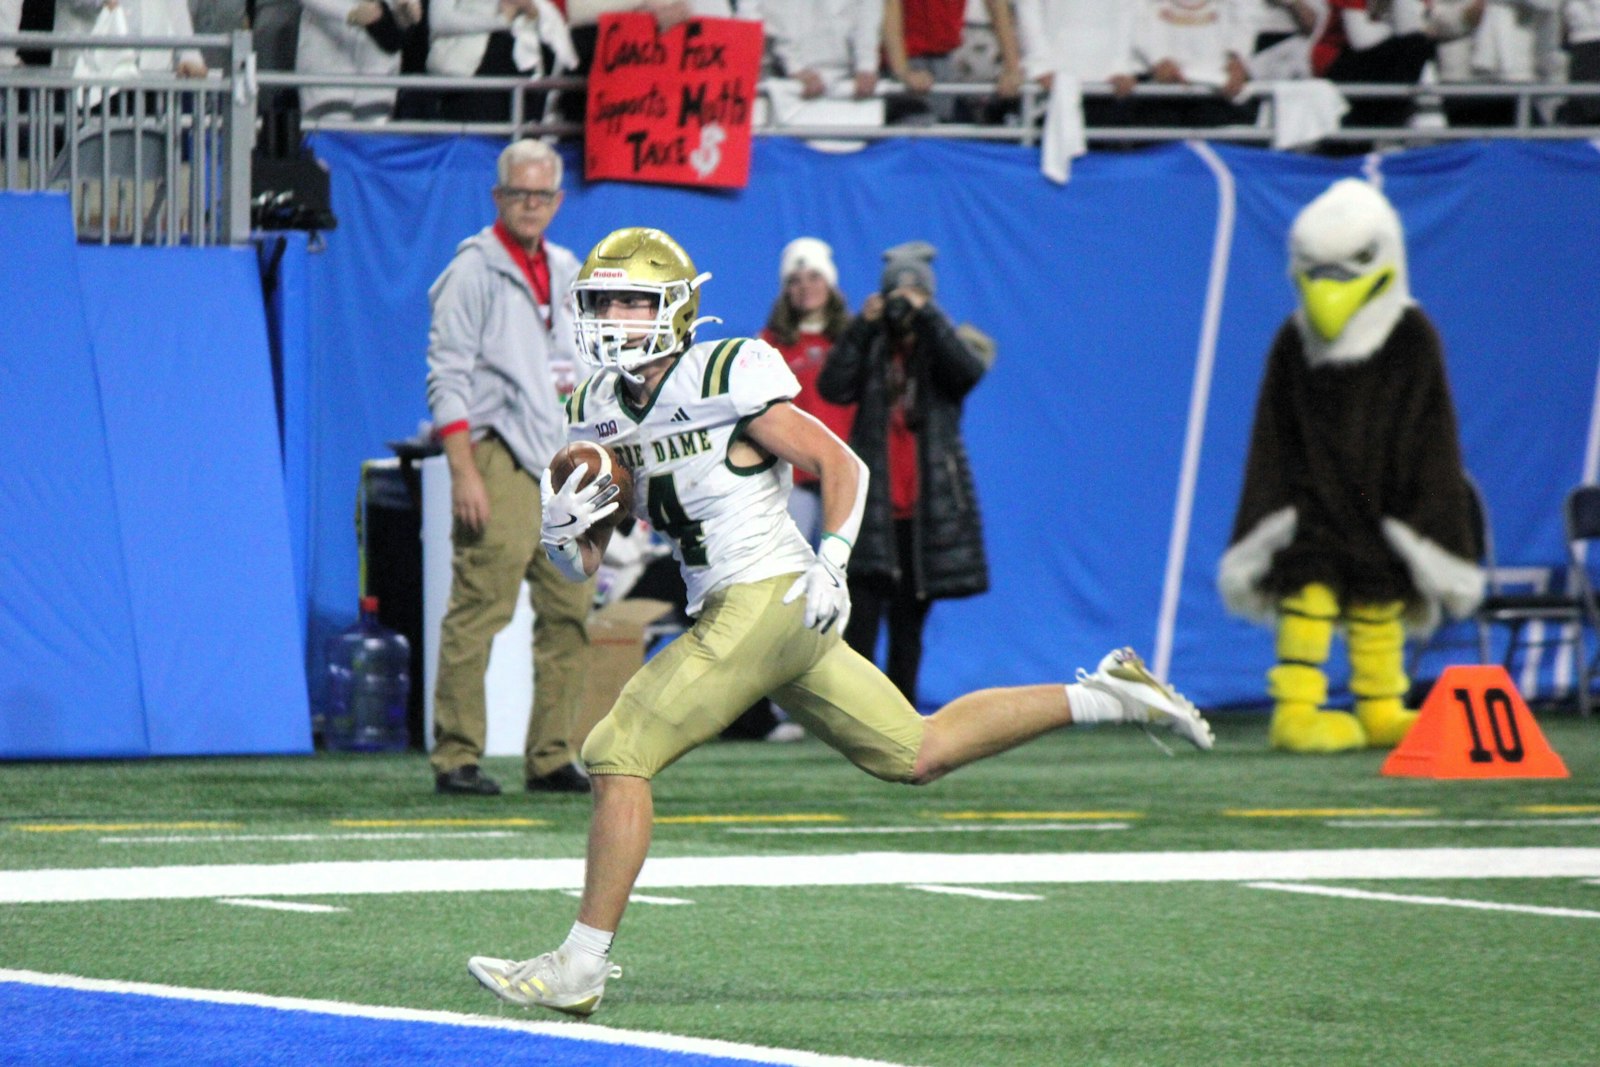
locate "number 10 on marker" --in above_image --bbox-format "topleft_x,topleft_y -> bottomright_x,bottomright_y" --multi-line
1454,687 -> 1524,764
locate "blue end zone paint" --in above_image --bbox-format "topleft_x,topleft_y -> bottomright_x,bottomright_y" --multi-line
0,982 -> 782,1067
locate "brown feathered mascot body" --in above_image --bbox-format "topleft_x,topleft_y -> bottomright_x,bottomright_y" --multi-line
1218,179 -> 1485,753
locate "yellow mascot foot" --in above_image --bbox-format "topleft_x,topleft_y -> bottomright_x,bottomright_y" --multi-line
1269,704 -> 1368,753
1357,699 -> 1418,748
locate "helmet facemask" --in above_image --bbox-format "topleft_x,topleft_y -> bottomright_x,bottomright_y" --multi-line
572,273 -> 706,382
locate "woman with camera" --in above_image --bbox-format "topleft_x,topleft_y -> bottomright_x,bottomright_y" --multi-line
816,240 -> 994,706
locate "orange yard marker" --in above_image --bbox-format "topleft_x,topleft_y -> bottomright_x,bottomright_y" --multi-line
1382,666 -> 1568,779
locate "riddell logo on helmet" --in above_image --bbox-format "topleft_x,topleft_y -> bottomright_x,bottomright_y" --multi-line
591,269 -> 629,280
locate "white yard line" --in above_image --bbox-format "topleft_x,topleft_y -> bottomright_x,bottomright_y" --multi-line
215,898 -> 348,913
724,823 -> 1129,835
6,848 -> 1600,904
1245,881 -> 1600,919
562,890 -> 694,905
906,885 -> 1043,902
0,969 -> 914,1067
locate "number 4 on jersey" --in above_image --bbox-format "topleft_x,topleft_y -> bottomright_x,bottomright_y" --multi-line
647,473 -> 708,567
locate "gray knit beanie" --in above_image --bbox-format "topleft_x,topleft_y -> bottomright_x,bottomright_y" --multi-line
880,240 -> 937,297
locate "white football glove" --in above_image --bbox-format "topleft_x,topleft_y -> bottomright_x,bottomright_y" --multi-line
540,463 -> 620,548
783,534 -> 852,634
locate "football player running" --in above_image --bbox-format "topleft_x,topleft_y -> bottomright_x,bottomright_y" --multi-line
467,227 -> 1214,1017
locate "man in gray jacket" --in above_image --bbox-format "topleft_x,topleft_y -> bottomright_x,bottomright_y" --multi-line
426,138 -> 593,796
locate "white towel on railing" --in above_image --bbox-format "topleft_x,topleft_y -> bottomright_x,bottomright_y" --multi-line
1040,72 -> 1085,184
1270,79 -> 1348,150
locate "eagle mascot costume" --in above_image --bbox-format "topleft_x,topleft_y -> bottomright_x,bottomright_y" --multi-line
1218,178 -> 1485,754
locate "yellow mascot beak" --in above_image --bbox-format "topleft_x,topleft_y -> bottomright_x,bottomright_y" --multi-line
1295,268 -> 1394,341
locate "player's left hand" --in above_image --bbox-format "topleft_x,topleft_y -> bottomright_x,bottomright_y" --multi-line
783,540 -> 851,634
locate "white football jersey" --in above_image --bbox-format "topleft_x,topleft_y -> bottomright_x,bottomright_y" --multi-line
566,337 -> 816,616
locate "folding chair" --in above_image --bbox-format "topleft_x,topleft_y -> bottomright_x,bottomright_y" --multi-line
1477,483 -> 1597,716
47,122 -> 171,242
1560,484 -> 1600,715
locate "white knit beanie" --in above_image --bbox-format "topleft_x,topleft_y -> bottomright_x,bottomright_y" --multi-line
779,237 -> 838,288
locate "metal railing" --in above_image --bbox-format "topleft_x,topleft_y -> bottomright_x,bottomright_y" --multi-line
285,70 -> 1600,147
4,26 -> 1599,245
0,30 -> 253,245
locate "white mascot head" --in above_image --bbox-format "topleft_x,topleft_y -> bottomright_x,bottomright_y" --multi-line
1288,178 -> 1413,365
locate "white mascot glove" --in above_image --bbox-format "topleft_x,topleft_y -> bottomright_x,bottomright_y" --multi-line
540,463 -> 619,581
783,533 -> 853,634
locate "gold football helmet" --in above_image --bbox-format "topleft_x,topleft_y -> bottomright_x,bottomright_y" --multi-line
572,227 -> 712,378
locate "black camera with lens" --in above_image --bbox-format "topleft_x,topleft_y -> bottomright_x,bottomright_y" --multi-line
883,294 -> 916,332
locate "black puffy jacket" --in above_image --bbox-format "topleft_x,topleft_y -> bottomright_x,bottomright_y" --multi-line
816,303 -> 990,600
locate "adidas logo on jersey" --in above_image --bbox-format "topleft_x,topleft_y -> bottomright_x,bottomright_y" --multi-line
670,407 -> 692,423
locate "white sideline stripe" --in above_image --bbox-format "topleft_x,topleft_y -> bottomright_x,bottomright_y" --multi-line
562,890 -> 694,906
906,884 -> 1043,902
215,898 -> 348,914
101,832 -> 526,844
724,823 -> 1128,835
6,848 -> 1600,904
1245,881 -> 1600,919
1154,139 -> 1235,681
1325,818 -> 1600,829
0,969 -> 911,1067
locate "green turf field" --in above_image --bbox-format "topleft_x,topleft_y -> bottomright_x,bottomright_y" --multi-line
5,714 -> 1600,1066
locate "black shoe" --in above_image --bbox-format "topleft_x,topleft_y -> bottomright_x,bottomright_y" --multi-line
526,762 -> 592,793
435,765 -> 502,795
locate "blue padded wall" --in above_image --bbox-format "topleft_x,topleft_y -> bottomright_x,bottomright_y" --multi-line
0,193 -> 311,757
0,195 -> 147,757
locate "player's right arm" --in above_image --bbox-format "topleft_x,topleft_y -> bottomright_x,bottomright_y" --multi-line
746,401 -> 868,552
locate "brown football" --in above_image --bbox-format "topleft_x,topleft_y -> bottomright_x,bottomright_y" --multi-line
548,440 -> 633,530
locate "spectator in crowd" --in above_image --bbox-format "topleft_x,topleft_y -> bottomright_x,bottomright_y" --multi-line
252,0 -> 305,124
53,0 -> 207,78
189,0 -> 247,69
816,241 -> 993,707
1249,0 -> 1326,49
1012,0 -> 1140,125
1131,0 -> 1258,127
1565,0 -> 1600,123
723,236 -> 856,744
761,0 -> 884,100
881,0 -> 1024,124
761,237 -> 856,546
1311,0 -> 1476,131
0,0 -> 20,68
426,138 -> 595,797
1241,0 -> 1326,78
428,0 -> 576,123
1434,0 -> 1563,128
295,0 -> 417,121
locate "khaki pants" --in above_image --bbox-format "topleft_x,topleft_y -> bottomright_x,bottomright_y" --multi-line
431,435 -> 596,779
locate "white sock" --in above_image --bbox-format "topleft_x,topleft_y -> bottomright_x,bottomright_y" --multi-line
561,921 -> 614,978
1064,682 -> 1126,725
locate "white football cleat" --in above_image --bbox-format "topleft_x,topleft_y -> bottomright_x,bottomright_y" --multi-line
1077,647 -> 1215,751
468,950 -> 622,1017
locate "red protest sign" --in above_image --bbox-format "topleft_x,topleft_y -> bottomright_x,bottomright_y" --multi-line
584,14 -> 762,190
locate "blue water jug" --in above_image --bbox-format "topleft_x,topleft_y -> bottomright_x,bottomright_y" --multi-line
324,596 -> 411,752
